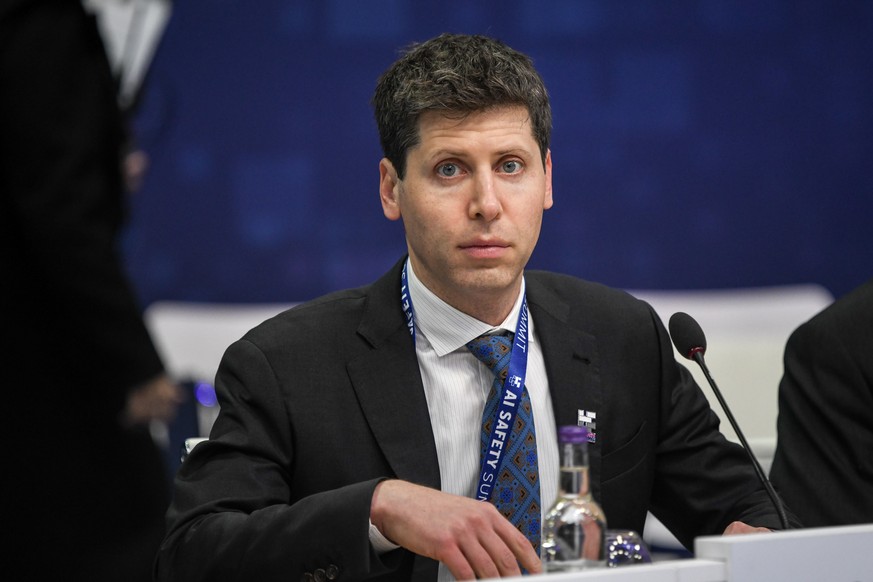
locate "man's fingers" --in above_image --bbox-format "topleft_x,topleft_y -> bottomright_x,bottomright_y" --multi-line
458,537 -> 502,581
371,480 -> 543,577
476,529 -> 522,578
486,512 -> 541,575
440,545 -> 477,581
723,521 -> 772,535
503,529 -> 542,575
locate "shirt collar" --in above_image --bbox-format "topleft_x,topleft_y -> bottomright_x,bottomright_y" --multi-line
405,259 -> 529,357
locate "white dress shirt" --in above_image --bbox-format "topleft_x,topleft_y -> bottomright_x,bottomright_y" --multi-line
371,260 -> 559,582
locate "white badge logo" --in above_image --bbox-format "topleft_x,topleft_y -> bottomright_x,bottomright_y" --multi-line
577,409 -> 597,443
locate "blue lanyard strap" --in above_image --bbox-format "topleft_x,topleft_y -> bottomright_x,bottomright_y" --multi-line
400,260 -> 530,502
401,261 -> 416,342
475,298 -> 529,501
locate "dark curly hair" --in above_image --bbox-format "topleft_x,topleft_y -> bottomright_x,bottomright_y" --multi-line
372,33 -> 552,179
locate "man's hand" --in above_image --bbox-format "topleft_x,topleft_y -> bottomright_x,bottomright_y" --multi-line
370,480 -> 541,580
722,521 -> 772,535
123,374 -> 187,426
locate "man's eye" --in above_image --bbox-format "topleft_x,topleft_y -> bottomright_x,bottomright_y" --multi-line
437,163 -> 460,177
501,160 -> 522,174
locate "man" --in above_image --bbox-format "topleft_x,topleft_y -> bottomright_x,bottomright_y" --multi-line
2,2 -> 185,580
156,34 -> 789,582
770,278 -> 873,526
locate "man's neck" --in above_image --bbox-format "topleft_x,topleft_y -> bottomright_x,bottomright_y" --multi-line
447,292 -> 517,327
406,260 -> 523,327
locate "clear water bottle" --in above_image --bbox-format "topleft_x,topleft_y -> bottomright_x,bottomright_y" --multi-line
542,425 -> 607,571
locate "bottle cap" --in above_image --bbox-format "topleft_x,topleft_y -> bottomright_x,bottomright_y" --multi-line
558,424 -> 589,444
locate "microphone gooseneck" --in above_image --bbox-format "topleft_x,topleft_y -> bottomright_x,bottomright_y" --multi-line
668,312 -> 791,531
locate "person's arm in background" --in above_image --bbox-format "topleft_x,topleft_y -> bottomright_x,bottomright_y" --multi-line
770,282 -> 873,527
0,0 -> 184,423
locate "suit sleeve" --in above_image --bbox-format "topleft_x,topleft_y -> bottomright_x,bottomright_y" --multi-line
769,317 -> 873,526
155,338 -> 404,582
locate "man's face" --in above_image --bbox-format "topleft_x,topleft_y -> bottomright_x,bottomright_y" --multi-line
380,105 -> 553,321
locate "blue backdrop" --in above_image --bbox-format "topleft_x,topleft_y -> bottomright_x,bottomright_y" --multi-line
124,0 -> 873,308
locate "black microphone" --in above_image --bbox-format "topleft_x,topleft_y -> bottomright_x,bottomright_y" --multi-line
668,311 -> 790,531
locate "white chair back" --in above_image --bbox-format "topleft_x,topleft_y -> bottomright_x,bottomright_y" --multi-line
144,301 -> 296,436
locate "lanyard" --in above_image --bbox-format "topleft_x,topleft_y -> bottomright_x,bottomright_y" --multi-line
400,260 -> 530,503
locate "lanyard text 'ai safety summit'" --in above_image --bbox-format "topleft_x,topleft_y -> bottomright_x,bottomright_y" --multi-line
400,259 -> 530,503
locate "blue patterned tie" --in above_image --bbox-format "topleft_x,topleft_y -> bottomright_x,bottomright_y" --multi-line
467,333 -> 541,554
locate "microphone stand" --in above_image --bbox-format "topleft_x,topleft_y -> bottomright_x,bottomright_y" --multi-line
690,350 -> 791,531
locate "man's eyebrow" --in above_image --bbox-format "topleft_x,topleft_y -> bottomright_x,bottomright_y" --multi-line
424,144 -> 536,160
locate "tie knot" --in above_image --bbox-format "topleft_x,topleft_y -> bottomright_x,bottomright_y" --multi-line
466,332 -> 513,378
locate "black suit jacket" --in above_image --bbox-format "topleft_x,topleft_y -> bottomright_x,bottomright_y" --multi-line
157,259 -> 789,581
770,278 -> 873,526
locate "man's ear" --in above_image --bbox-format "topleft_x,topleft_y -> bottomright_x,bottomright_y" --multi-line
543,149 -> 554,210
379,158 -> 402,221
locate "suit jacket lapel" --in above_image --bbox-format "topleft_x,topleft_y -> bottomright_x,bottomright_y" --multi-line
526,275 -> 604,501
347,260 -> 441,490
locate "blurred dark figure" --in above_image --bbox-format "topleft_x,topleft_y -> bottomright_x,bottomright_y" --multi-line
770,278 -> 873,526
1,1 -> 184,580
